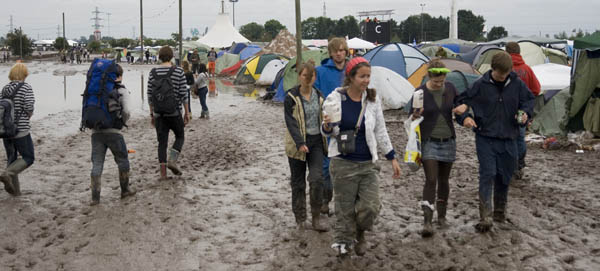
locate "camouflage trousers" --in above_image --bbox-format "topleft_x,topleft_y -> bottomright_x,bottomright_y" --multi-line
330,157 -> 381,245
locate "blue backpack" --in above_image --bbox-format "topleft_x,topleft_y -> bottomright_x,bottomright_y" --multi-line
81,59 -> 124,130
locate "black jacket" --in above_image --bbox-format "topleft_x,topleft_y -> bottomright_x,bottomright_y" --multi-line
284,86 -> 324,148
456,70 -> 535,140
412,82 -> 460,141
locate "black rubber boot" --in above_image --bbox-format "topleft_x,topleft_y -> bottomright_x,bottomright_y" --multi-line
311,212 -> 328,232
475,200 -> 493,232
119,171 -> 136,199
90,176 -> 101,206
437,199 -> 448,228
355,230 -> 366,256
421,204 -> 434,237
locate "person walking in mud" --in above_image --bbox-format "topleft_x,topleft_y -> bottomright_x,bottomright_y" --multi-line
454,52 -> 534,232
314,37 -> 349,216
410,59 -> 461,237
190,49 -> 200,75
284,60 -> 328,232
0,63 -> 36,196
194,63 -> 210,119
207,48 -> 217,77
182,61 -> 194,118
89,64 -> 136,205
147,46 -> 190,180
505,42 -> 541,181
322,57 -> 401,256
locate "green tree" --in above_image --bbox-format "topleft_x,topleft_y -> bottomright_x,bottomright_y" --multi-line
399,15 -> 422,43
458,10 -> 485,41
143,38 -> 154,47
239,22 -> 264,41
554,31 -> 568,40
109,38 -> 133,48
301,17 -> 318,39
264,19 -> 286,40
171,32 -> 181,42
487,26 -> 508,41
78,36 -> 88,44
54,37 -> 70,50
6,29 -> 33,57
87,40 -> 101,53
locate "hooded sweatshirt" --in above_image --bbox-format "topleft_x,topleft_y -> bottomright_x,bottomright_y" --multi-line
510,53 -> 541,96
314,58 -> 345,98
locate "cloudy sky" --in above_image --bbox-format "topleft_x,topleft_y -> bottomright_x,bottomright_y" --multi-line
1,0 -> 598,41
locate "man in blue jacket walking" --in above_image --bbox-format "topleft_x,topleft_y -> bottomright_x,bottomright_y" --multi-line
454,52 -> 534,233
314,37 -> 348,215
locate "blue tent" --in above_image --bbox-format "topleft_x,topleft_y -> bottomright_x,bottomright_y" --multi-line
240,45 -> 262,60
229,43 -> 247,54
362,43 -> 429,78
217,51 -> 225,58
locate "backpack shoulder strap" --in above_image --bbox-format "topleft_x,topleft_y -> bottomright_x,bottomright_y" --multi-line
8,82 -> 25,99
166,66 -> 176,78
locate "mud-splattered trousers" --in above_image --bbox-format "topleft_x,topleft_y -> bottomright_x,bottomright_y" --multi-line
330,157 -> 381,245
288,134 -> 324,223
91,133 -> 130,177
154,115 -> 185,163
475,134 -> 517,214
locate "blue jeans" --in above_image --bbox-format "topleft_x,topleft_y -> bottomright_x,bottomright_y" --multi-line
91,133 -> 130,177
3,134 -> 35,166
475,134 -> 517,211
198,86 -> 209,112
517,126 -> 526,170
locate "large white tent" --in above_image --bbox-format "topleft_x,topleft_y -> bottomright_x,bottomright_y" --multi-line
347,37 -> 375,50
198,13 -> 249,48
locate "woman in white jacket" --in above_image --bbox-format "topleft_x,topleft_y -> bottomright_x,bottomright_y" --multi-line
322,57 -> 401,257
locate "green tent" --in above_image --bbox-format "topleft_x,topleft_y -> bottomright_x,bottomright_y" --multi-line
531,87 -> 570,136
574,32 -> 600,50
474,48 -> 504,74
566,50 -> 600,132
282,49 -> 329,91
216,53 -> 240,74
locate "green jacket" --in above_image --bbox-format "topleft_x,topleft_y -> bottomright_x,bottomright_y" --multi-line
284,86 -> 327,161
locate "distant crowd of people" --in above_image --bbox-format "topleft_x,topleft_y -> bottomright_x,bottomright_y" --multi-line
59,46 -> 90,64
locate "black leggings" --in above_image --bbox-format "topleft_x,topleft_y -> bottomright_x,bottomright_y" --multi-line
422,160 -> 453,205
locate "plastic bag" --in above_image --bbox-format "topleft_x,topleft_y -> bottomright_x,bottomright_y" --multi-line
404,116 -> 423,171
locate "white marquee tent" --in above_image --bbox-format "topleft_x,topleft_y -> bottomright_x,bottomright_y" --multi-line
347,37 -> 376,50
198,13 -> 250,48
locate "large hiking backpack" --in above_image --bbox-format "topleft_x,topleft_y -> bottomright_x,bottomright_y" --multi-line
0,82 -> 25,138
81,59 -> 124,130
150,66 -> 179,115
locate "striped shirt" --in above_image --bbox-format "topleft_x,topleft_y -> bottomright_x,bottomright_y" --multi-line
147,66 -> 188,115
1,81 -> 35,136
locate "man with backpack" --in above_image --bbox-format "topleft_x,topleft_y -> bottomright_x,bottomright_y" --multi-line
0,63 -> 35,196
86,63 -> 135,205
147,46 -> 190,180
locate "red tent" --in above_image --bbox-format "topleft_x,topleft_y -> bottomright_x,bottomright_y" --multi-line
219,60 -> 244,76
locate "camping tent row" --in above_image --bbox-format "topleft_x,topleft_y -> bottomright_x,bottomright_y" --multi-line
530,32 -> 600,137
457,41 -> 568,74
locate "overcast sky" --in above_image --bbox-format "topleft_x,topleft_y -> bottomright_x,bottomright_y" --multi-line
2,0 -> 598,41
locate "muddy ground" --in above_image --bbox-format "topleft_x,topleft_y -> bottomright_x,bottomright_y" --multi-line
0,64 -> 599,271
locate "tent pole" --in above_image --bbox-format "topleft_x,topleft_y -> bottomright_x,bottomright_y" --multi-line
140,0 -> 144,63
295,0 -> 302,68
179,0 -> 183,64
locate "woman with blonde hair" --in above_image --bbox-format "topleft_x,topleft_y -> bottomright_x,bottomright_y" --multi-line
284,60 -> 328,232
0,63 -> 35,196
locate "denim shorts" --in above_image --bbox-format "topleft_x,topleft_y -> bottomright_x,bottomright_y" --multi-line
421,138 -> 456,162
